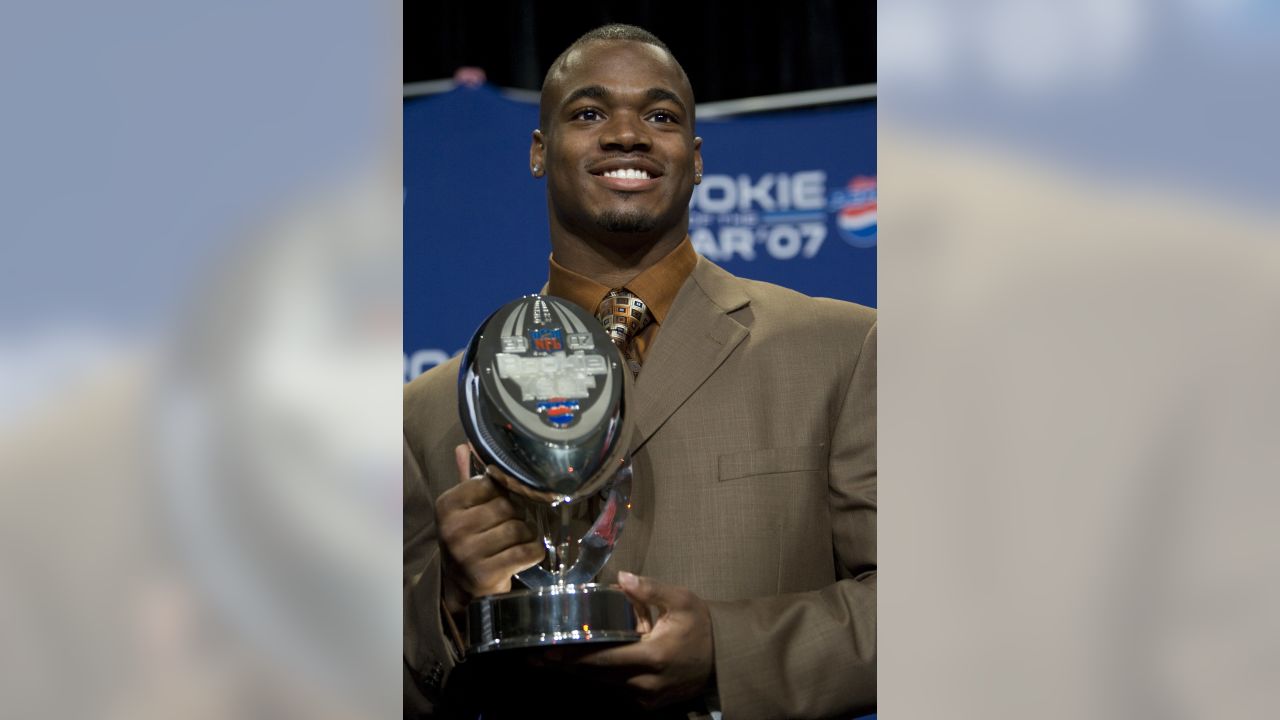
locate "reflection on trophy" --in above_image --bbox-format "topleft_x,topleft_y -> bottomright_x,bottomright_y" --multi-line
457,295 -> 639,653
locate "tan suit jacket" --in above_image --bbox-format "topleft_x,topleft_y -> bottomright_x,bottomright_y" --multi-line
405,258 -> 876,719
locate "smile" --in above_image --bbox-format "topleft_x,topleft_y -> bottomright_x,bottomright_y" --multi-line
590,168 -> 661,191
601,168 -> 651,180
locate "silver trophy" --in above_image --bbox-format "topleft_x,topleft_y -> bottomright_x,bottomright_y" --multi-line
457,295 -> 639,654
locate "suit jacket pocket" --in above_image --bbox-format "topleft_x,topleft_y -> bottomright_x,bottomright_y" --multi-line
717,444 -> 827,482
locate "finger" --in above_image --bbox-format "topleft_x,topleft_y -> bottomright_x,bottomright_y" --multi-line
632,600 -> 654,635
618,572 -> 676,613
483,462 -> 515,485
485,464 -> 563,503
612,574 -> 654,633
624,673 -> 662,696
626,674 -> 670,712
462,489 -> 525,529
440,473 -> 504,513
459,518 -> 538,561
440,497 -> 530,559
476,539 -> 545,580
453,443 -> 471,482
550,659 -> 651,687
451,539 -> 543,597
539,655 -> 651,690
437,489 -> 524,555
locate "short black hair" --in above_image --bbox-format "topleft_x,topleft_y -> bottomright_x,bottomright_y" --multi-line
539,24 -> 693,129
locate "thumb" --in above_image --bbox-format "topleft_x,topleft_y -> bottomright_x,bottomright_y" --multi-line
454,443 -> 484,482
617,571 -> 675,612
453,444 -> 471,482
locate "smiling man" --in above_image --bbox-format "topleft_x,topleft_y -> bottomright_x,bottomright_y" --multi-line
405,24 -> 876,719
532,34 -> 701,287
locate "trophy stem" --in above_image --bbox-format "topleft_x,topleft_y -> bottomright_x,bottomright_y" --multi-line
554,502 -> 573,578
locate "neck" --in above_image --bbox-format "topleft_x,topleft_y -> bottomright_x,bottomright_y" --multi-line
550,224 -> 687,288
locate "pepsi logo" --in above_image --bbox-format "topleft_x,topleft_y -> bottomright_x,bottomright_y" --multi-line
831,175 -> 876,249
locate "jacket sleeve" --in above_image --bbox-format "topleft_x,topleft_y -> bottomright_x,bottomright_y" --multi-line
707,321 -> 877,719
403,432 -> 463,717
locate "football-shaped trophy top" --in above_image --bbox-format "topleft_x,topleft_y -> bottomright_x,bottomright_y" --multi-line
458,295 -> 629,500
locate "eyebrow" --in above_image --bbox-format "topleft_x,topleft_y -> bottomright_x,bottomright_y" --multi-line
561,85 -> 689,118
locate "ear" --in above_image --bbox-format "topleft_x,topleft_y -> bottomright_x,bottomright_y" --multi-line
693,136 -> 703,184
530,129 -> 546,178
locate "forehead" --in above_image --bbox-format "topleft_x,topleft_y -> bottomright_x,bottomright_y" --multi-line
549,40 -> 690,108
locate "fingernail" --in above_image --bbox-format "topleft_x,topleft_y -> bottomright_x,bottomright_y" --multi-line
618,571 -> 636,588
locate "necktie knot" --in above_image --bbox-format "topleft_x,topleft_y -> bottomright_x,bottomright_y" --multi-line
596,288 -> 653,372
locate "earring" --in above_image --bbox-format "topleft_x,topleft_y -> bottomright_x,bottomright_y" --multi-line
694,172 -> 702,183
532,164 -> 542,177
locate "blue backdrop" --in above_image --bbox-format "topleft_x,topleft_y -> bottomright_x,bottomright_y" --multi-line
405,84 -> 876,380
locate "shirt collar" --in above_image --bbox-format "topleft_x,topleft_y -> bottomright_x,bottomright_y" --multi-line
547,236 -> 698,325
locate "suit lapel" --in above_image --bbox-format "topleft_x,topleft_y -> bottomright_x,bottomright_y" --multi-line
630,259 -> 749,452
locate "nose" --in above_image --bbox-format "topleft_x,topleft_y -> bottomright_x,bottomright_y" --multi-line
599,112 -> 651,152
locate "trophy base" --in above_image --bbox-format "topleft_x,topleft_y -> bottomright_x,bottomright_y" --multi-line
466,583 -> 640,654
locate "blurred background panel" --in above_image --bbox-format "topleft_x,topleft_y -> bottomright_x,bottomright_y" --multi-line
1,2 -> 402,718
878,2 -> 1280,719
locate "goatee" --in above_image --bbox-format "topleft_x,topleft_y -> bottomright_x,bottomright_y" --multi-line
595,209 -> 657,234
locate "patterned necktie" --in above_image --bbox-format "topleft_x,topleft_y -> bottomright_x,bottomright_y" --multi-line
596,288 -> 654,375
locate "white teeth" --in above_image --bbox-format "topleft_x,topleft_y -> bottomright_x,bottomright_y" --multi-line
602,168 -> 650,180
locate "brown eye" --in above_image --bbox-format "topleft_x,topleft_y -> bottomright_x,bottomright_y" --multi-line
572,108 -> 602,121
650,111 -> 677,124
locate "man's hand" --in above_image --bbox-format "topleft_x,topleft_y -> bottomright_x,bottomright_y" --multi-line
548,572 -> 716,711
436,444 -> 544,615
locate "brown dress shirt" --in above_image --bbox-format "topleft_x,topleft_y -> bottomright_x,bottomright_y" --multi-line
546,236 -> 699,365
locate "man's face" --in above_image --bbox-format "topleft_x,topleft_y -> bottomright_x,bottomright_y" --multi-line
533,40 -> 702,242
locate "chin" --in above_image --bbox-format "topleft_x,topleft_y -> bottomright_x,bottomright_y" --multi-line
594,209 -> 659,234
